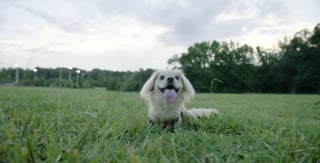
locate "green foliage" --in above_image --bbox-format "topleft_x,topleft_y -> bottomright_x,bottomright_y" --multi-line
276,27 -> 320,93
174,40 -> 258,93
0,87 -> 319,162
169,24 -> 320,93
0,68 -> 153,91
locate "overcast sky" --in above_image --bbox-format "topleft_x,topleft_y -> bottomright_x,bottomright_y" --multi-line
0,0 -> 319,71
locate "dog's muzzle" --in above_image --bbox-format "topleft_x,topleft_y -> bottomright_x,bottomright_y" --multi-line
158,85 -> 179,93
158,84 -> 179,103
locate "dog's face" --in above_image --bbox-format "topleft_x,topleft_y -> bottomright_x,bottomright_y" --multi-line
140,70 -> 195,103
155,71 -> 183,102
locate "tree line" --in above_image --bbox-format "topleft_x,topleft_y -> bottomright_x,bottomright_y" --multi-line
0,67 -> 154,91
0,24 -> 319,93
168,24 -> 320,93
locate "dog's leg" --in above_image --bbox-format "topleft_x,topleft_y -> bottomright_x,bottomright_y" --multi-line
161,117 -> 181,132
161,117 -> 180,129
148,118 -> 155,126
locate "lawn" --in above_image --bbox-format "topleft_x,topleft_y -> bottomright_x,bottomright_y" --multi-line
0,87 -> 319,162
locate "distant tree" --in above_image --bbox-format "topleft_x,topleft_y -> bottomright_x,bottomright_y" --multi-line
169,41 -> 256,93
178,42 -> 212,92
278,28 -> 320,93
254,47 -> 281,93
310,23 -> 320,47
0,68 -> 15,83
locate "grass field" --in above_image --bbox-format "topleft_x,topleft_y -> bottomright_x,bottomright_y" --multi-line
0,87 -> 319,162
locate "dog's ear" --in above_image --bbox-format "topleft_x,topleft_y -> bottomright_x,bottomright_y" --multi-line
140,71 -> 159,99
180,71 -> 195,101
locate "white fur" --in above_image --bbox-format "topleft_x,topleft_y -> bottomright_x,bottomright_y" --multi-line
140,70 -> 219,124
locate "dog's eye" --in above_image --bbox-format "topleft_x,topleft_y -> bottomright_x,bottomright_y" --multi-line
175,75 -> 180,80
159,75 -> 165,80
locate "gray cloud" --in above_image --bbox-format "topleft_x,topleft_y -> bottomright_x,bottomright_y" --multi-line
8,1 -> 88,33
6,0 -> 318,46
89,0 -> 295,46
92,0 -> 229,45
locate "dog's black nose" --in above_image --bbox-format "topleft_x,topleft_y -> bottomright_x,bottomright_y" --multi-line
167,77 -> 174,83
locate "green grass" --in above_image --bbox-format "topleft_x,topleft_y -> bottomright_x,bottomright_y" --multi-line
0,87 -> 319,162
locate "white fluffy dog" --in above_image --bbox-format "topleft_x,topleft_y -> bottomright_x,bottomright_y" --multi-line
140,70 -> 219,129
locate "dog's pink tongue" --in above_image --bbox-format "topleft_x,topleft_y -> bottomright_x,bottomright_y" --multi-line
164,89 -> 177,103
